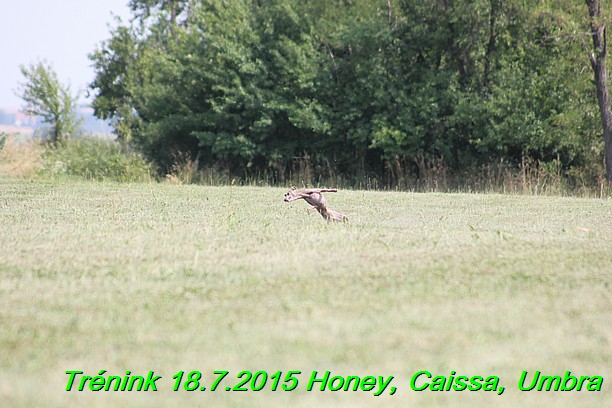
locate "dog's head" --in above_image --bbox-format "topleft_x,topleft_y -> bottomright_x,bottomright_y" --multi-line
283,186 -> 297,202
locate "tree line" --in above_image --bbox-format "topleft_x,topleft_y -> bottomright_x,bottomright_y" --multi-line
85,0 -> 609,188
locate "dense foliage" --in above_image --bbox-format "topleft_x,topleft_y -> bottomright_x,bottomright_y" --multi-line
89,0 -> 609,189
43,138 -> 153,182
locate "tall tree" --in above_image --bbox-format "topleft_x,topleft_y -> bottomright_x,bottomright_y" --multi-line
585,0 -> 612,183
16,61 -> 82,144
89,0 -> 606,188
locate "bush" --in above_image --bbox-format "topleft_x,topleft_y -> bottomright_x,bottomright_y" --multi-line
43,138 -> 154,182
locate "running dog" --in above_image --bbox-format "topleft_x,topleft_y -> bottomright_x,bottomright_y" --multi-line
283,187 -> 348,222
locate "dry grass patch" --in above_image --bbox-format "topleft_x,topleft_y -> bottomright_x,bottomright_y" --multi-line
0,135 -> 44,178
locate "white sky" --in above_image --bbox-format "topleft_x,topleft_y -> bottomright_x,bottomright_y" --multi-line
0,0 -> 132,110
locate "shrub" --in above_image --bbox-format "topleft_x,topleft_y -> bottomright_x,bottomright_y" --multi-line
43,138 -> 154,182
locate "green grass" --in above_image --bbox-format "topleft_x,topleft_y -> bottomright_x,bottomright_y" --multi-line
0,178 -> 610,407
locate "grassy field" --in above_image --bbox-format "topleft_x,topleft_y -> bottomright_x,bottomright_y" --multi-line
0,178 -> 610,407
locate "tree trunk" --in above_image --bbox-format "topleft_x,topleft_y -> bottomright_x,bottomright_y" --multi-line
483,0 -> 499,95
585,0 -> 612,184
169,0 -> 177,25
53,117 -> 60,144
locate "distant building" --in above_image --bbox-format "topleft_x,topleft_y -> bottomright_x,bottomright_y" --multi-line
14,111 -> 38,127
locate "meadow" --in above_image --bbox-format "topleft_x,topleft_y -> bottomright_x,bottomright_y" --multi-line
0,178 -> 610,407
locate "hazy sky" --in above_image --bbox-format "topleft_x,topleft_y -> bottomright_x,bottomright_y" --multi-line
1,0 -> 132,109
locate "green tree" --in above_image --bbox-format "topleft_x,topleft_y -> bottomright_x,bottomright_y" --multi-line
129,0 -> 189,26
89,0 -> 606,189
89,23 -> 140,145
17,61 -> 82,143
90,0 -> 329,174
585,0 -> 611,183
